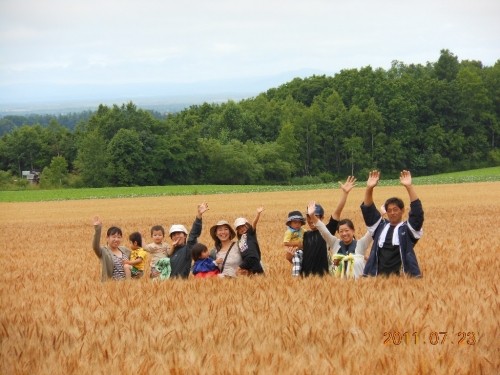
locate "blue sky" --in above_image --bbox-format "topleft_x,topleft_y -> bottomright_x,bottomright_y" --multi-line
0,0 -> 499,107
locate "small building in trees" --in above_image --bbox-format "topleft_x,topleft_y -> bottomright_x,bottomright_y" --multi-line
21,170 -> 40,184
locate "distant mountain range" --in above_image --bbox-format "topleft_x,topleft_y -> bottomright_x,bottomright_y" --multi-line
0,69 -> 329,115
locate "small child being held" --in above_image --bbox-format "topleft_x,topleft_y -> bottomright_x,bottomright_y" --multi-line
283,210 -> 306,277
191,243 -> 220,278
123,232 -> 148,279
143,225 -> 171,279
283,210 -> 306,248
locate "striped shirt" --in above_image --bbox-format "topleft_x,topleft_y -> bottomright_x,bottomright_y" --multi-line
111,250 -> 129,280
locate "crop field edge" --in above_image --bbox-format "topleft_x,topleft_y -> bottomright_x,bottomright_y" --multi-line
0,166 -> 498,202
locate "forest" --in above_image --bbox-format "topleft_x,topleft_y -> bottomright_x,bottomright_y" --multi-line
0,50 -> 498,188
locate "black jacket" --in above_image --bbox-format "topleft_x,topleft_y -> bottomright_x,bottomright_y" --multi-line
237,226 -> 264,274
170,217 -> 202,278
300,218 -> 338,277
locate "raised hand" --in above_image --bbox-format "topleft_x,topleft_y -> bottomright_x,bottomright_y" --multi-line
399,170 -> 412,186
92,216 -> 102,226
307,201 -> 316,217
198,202 -> 209,216
256,206 -> 264,214
366,170 -> 380,189
172,237 -> 183,248
339,175 -> 357,194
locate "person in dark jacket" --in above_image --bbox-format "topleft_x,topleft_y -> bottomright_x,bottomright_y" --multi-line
284,176 -> 357,277
169,202 -> 208,278
361,170 -> 424,277
233,206 -> 265,275
300,203 -> 331,277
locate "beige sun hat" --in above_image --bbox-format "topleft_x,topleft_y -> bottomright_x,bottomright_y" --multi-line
209,220 -> 236,241
169,224 -> 188,237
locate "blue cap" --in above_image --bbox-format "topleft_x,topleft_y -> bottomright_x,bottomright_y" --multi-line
315,204 -> 324,217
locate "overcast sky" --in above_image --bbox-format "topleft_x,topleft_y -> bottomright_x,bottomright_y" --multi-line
0,0 -> 499,106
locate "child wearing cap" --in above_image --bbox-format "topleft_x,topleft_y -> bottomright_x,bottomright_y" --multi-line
234,206 -> 265,275
283,211 -> 306,247
169,202 -> 209,278
283,210 -> 306,277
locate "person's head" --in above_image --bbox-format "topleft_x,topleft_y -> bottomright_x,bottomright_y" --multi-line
306,204 -> 324,231
106,226 -> 123,248
234,217 -> 250,237
384,197 -> 405,225
286,210 -> 305,230
169,224 -> 188,246
128,231 -> 143,249
191,243 -> 209,261
151,225 -> 165,244
337,219 -> 355,245
210,220 -> 236,249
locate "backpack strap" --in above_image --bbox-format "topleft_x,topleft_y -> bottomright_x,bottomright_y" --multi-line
220,242 -> 235,273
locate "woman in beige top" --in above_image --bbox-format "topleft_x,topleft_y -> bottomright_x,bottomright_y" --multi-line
209,220 -> 242,277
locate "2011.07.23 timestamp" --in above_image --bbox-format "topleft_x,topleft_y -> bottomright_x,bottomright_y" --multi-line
383,331 -> 477,345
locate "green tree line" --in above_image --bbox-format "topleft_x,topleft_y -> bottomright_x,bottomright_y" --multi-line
0,50 -> 498,189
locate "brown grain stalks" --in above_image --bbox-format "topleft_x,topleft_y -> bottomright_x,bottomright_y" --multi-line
0,183 -> 499,374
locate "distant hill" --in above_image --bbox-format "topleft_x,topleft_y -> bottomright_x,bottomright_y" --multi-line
0,69 -> 328,115
0,94 -> 251,116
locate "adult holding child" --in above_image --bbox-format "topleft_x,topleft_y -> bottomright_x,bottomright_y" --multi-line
306,195 -> 372,279
168,202 -> 209,279
209,220 -> 241,277
91,216 -> 131,281
285,176 -> 356,276
361,170 -> 424,277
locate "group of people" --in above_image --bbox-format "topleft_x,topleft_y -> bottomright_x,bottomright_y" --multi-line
91,202 -> 265,281
91,170 -> 424,282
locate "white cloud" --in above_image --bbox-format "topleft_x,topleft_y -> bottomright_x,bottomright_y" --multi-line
0,0 -> 499,104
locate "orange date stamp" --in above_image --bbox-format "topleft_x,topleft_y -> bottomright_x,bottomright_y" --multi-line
383,331 -> 477,345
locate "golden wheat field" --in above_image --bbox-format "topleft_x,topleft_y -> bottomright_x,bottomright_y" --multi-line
1,182 -> 499,375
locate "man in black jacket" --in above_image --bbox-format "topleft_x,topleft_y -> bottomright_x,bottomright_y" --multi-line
361,170 -> 424,277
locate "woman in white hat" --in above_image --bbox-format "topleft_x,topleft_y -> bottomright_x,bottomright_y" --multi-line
209,220 -> 240,277
168,202 -> 209,278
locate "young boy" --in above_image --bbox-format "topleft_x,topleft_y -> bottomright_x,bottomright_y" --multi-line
144,225 -> 171,279
234,206 -> 265,275
123,232 -> 148,279
283,210 -> 306,248
191,243 -> 220,278
283,210 -> 306,277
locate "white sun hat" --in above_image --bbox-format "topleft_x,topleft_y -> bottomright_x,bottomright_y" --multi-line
234,217 -> 248,229
169,224 -> 188,236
